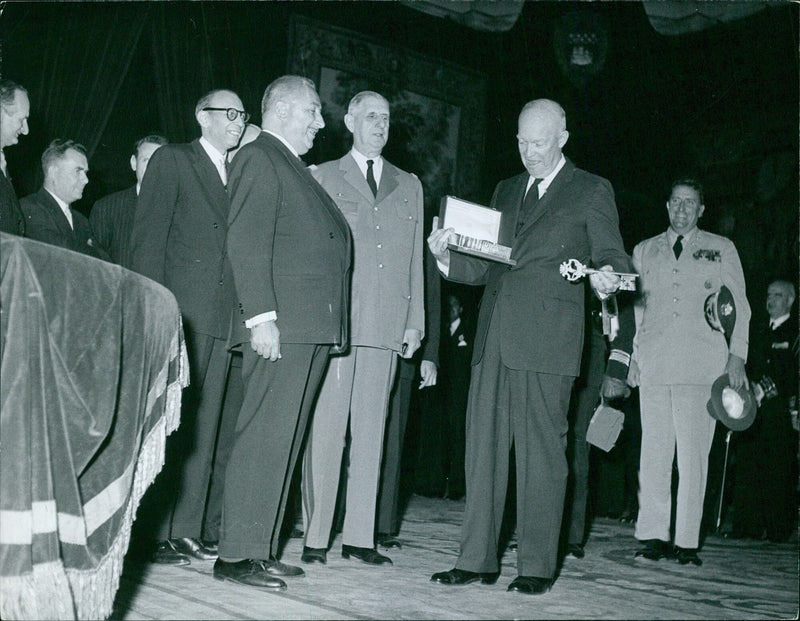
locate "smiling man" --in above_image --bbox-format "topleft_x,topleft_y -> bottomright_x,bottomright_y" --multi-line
130,88 -> 246,567
630,177 -> 750,566
0,79 -> 30,235
300,90 -> 425,568
215,75 -> 352,591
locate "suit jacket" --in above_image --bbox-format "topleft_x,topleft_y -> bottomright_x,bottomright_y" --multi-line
90,185 -> 137,269
0,170 -> 25,236
20,188 -> 106,260
447,158 -> 630,377
399,248 -> 442,381
748,314 -> 797,409
130,140 -> 236,340
632,228 -> 750,386
311,153 -> 424,351
226,132 -> 352,348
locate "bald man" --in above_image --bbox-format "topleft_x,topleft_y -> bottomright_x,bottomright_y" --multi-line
428,99 -> 630,594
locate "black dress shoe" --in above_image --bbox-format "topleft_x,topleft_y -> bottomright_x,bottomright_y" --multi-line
376,534 -> 402,549
566,543 -> 585,559
213,559 -> 287,590
507,575 -> 553,595
265,557 -> 304,576
430,568 -> 499,585
169,537 -> 218,561
152,541 -> 190,565
301,546 -> 327,564
634,539 -> 673,561
341,544 -> 392,565
674,546 -> 702,566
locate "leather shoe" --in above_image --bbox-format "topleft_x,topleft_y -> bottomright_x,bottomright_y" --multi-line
634,539 -> 673,561
213,559 -> 287,590
430,568 -> 499,585
376,534 -> 402,549
566,543 -> 585,559
341,544 -> 392,565
152,541 -> 190,565
265,557 -> 304,577
674,546 -> 702,566
507,575 -> 553,595
169,537 -> 218,561
301,546 -> 327,564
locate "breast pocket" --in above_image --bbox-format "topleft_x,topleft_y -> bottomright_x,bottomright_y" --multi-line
393,195 -> 417,222
333,196 -> 360,228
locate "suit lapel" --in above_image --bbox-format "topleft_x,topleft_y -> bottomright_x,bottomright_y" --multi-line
341,154 -> 374,202
189,139 -> 228,219
38,188 -> 74,239
376,161 -> 399,203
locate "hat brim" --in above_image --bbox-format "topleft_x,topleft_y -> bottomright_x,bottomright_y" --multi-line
706,373 -> 757,431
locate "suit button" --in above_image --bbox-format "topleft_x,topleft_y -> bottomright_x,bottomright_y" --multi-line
378,263 -> 384,268
673,297 -> 678,303
213,222 -> 219,228
672,268 -> 678,274
673,312 -> 679,317
376,225 -> 381,230
377,244 -> 382,248
218,280 -> 223,286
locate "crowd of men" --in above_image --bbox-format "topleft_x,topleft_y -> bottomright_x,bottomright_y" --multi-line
1,75 -> 796,597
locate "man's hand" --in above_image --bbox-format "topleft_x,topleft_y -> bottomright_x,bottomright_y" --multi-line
401,329 -> 422,359
427,216 -> 453,270
419,360 -> 438,389
627,359 -> 640,388
589,264 -> 621,300
250,320 -> 281,362
724,353 -> 748,390
601,375 -> 631,400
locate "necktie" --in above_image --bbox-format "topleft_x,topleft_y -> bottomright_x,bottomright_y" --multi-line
366,159 -> 378,197
673,234 -> 683,260
219,155 -> 228,186
516,178 -> 542,235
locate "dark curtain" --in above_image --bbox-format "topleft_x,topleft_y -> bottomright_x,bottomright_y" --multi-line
150,3 -> 241,142
34,4 -> 148,157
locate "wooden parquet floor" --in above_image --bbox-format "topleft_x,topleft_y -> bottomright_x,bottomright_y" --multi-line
111,495 -> 799,620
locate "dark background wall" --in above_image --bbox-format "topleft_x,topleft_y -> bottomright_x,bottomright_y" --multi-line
2,1 -> 797,315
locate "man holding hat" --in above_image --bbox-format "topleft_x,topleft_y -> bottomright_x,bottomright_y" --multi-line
629,177 -> 750,566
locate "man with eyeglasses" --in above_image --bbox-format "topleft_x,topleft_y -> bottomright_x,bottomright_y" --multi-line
130,88 -> 246,566
0,79 -> 29,236
628,177 -> 750,566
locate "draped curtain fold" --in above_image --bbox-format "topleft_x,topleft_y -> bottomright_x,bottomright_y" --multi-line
34,4 -> 148,158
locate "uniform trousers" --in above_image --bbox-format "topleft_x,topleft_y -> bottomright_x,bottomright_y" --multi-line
303,346 -> 397,549
455,314 -> 573,579
635,384 -> 716,549
219,343 -> 330,560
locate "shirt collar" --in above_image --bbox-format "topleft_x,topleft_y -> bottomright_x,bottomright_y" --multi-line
199,136 -> 227,165
263,130 -> 300,159
350,148 -> 383,178
770,313 -> 790,329
667,226 -> 698,246
526,155 -> 565,196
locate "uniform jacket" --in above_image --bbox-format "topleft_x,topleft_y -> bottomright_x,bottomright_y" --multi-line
447,158 -> 630,377
20,187 -> 106,260
130,140 -> 236,339
226,132 -> 352,349
90,185 -> 137,269
311,152 -> 424,352
0,170 -> 25,236
632,228 -> 750,386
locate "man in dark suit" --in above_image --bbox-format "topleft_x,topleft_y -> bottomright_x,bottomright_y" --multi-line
729,279 -> 798,542
90,134 -> 167,268
130,89 -> 247,566
0,79 -> 29,236
21,139 -> 106,260
213,75 -> 351,591
428,99 -> 629,594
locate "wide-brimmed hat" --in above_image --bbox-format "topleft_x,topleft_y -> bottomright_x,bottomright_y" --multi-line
704,286 -> 736,340
706,373 -> 756,431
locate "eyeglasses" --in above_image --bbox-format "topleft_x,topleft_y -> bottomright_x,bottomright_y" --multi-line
668,197 -> 699,210
203,107 -> 250,123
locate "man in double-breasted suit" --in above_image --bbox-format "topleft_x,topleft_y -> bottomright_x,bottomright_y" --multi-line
21,139 -> 106,260
213,75 -> 352,591
130,89 -> 247,566
630,178 -> 750,566
428,99 -> 629,594
300,91 -> 424,568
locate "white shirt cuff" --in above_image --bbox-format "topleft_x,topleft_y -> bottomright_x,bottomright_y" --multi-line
245,311 -> 277,328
